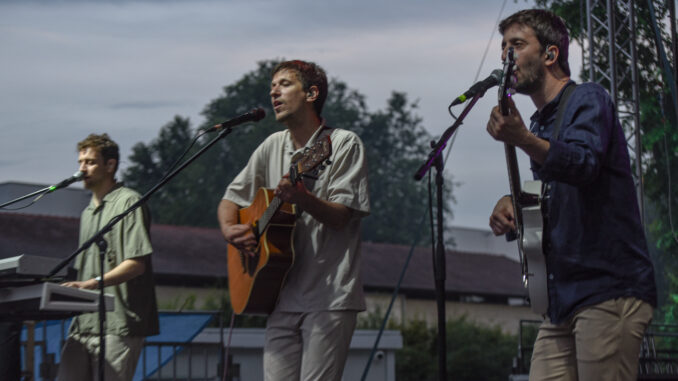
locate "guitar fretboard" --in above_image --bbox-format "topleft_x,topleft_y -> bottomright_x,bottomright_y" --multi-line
255,196 -> 283,237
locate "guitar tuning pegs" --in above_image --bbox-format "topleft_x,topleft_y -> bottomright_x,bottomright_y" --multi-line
325,159 -> 332,165
319,165 -> 326,171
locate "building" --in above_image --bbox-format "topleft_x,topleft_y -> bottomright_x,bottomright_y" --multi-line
0,181 -> 541,380
0,181 -> 539,334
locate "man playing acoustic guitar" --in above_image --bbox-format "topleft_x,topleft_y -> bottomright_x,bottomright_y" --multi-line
217,60 -> 370,381
486,9 -> 656,381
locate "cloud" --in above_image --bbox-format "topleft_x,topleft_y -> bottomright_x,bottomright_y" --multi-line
0,0 -> 548,228
110,101 -> 186,110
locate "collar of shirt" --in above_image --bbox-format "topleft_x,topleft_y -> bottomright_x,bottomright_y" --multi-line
86,182 -> 124,214
529,80 -> 577,134
284,121 -> 328,159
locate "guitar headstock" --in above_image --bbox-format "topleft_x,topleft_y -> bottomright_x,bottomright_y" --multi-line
498,47 -> 516,116
290,135 -> 332,184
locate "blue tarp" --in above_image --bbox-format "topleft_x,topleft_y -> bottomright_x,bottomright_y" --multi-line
21,312 -> 214,381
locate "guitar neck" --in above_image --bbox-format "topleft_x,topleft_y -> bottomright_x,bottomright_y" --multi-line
255,196 -> 284,237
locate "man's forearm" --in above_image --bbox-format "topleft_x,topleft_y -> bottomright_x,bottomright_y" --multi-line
297,194 -> 352,230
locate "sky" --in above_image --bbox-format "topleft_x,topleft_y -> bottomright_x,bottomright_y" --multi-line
0,0 -> 582,230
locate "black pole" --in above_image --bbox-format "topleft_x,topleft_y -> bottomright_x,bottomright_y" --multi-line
0,186 -> 51,209
433,151 -> 447,381
95,238 -> 108,381
413,92 -> 486,381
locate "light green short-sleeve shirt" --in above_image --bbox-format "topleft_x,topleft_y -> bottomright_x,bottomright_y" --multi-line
224,125 -> 370,312
70,184 -> 159,337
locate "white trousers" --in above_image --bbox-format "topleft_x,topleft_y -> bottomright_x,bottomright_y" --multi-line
263,310 -> 357,381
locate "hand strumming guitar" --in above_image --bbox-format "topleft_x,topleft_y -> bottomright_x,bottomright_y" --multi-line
489,195 -> 516,236
218,199 -> 258,257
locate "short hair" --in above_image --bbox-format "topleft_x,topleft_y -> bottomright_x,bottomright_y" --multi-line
272,60 -> 328,116
77,133 -> 120,172
499,9 -> 571,76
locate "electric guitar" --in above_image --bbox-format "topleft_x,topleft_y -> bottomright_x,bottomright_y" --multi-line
499,47 -> 548,315
227,136 -> 332,315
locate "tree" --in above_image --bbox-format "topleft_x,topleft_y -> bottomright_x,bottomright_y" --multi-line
123,59 -> 453,245
363,317 -> 515,381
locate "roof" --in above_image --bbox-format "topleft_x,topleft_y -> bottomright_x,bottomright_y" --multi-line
0,212 -> 526,299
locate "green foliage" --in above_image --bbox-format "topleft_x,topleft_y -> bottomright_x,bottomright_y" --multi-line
359,92 -> 453,244
394,317 -> 517,381
397,320 -> 438,381
446,318 -> 517,381
125,116 -> 214,227
122,59 -> 452,244
357,305 -> 400,330
157,293 -> 197,311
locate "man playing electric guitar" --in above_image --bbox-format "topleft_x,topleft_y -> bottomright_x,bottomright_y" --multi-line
217,60 -> 370,381
485,9 -> 656,381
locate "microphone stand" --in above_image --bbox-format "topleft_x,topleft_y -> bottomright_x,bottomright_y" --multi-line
0,185 -> 59,209
46,125 -> 241,381
413,93 -> 484,381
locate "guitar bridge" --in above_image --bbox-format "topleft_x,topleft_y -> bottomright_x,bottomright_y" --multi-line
238,250 -> 259,277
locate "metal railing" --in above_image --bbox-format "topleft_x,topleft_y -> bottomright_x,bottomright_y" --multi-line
19,311 -> 240,381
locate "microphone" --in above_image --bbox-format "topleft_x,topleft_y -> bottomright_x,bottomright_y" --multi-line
48,171 -> 84,192
450,69 -> 504,106
205,108 -> 266,132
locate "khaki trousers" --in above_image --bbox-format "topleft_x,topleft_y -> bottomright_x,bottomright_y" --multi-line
56,333 -> 144,381
529,297 -> 653,381
263,310 -> 357,381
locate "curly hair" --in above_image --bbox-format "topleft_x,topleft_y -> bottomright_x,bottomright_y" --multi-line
77,133 -> 120,172
272,60 -> 328,117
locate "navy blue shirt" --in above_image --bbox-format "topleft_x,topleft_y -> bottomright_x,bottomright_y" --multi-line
529,81 -> 656,324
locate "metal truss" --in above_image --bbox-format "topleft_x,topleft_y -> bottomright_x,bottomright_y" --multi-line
584,0 -> 644,218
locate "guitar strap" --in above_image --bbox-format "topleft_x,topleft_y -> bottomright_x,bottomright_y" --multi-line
291,125 -> 334,217
551,82 -> 577,141
542,82 -> 576,253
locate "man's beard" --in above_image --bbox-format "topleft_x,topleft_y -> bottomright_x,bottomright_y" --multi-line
514,57 -> 544,95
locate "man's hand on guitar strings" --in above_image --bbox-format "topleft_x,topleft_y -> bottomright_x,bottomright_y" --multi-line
275,174 -> 311,205
489,195 -> 517,236
487,96 -> 531,147
223,223 -> 258,257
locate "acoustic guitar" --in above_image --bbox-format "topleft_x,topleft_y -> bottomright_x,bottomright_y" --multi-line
227,136 -> 332,315
499,47 -> 549,315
